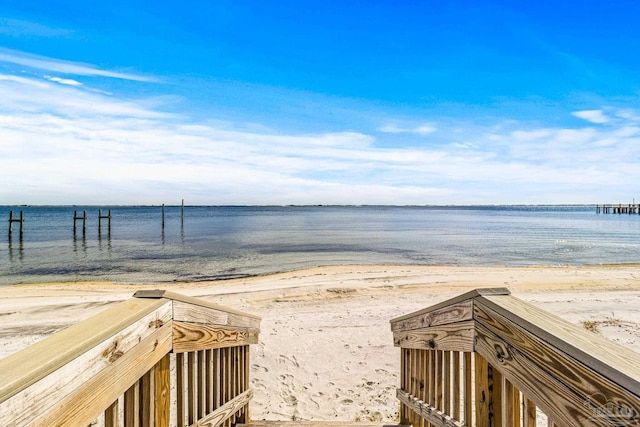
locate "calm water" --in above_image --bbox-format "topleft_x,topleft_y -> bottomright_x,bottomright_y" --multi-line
1,205 -> 640,285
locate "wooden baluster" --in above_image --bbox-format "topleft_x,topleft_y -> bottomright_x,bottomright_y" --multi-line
452,351 -> 461,421
400,349 -> 408,424
188,352 -> 197,424
214,348 -> 221,411
524,397 -> 536,427
436,350 -> 443,412
206,349 -> 213,415
155,354 -> 170,427
104,399 -> 118,427
418,349 -> 425,427
476,353 -> 490,427
176,353 -> 186,427
464,352 -> 473,426
489,362 -> 503,427
124,380 -> 140,427
140,368 -> 154,427
198,350 -> 206,419
443,350 -> 451,416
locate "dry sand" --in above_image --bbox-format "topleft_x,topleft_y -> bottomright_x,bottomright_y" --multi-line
1,265 -> 639,422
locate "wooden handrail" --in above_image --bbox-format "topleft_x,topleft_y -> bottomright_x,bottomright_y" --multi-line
391,288 -> 640,427
0,290 -> 261,427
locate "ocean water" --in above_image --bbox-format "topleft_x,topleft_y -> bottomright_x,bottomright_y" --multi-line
1,205 -> 640,286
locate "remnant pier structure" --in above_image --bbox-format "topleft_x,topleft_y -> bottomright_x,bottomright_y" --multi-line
597,203 -> 640,214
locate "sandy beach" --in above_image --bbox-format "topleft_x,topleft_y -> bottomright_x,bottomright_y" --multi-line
1,265 -> 639,422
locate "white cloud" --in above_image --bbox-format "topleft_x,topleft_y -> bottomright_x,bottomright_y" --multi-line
511,129 -> 552,141
572,109 -> 611,124
414,125 -> 437,135
0,48 -> 155,82
45,75 -> 83,86
379,123 -> 437,135
2,67 -> 640,204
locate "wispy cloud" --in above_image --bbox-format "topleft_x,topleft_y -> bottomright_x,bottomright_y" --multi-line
2,69 -> 640,204
45,75 -> 82,86
572,109 -> 611,124
0,48 -> 156,82
379,123 -> 437,135
0,18 -> 73,38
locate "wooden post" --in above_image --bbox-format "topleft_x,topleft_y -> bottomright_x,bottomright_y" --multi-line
9,210 -> 25,240
98,210 -> 112,236
73,210 -> 87,237
162,204 -> 165,230
181,199 -> 184,225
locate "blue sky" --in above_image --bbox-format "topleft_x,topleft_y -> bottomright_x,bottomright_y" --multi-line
1,1 -> 640,204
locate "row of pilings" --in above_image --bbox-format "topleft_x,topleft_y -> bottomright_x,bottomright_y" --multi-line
6,200 -> 185,241
596,204 -> 640,214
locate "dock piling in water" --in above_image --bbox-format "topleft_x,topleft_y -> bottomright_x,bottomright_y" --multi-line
8,210 -> 24,240
73,210 -> 87,237
98,209 -> 112,236
597,204 -> 640,214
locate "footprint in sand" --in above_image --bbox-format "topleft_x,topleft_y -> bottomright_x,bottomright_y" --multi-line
251,364 -> 269,373
277,354 -> 300,367
282,394 -> 298,406
250,378 -> 267,390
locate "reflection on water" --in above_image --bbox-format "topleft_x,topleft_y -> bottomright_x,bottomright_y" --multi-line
1,205 -> 640,286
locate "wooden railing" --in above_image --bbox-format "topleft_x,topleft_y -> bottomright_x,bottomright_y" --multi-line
0,290 -> 260,427
390,288 -> 640,427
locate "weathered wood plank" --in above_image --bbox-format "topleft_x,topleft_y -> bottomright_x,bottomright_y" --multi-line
0,301 -> 171,426
192,388 -> 253,427
173,321 -> 259,352
478,294 -> 640,392
391,300 -> 474,333
474,300 -> 640,424
390,288 -> 510,331
475,322 -> 623,427
396,388 -> 467,427
29,322 -> 173,426
393,321 -> 475,352
134,290 -> 261,328
0,297 -> 169,404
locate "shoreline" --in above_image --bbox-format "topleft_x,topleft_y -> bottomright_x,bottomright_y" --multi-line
1,264 -> 639,421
